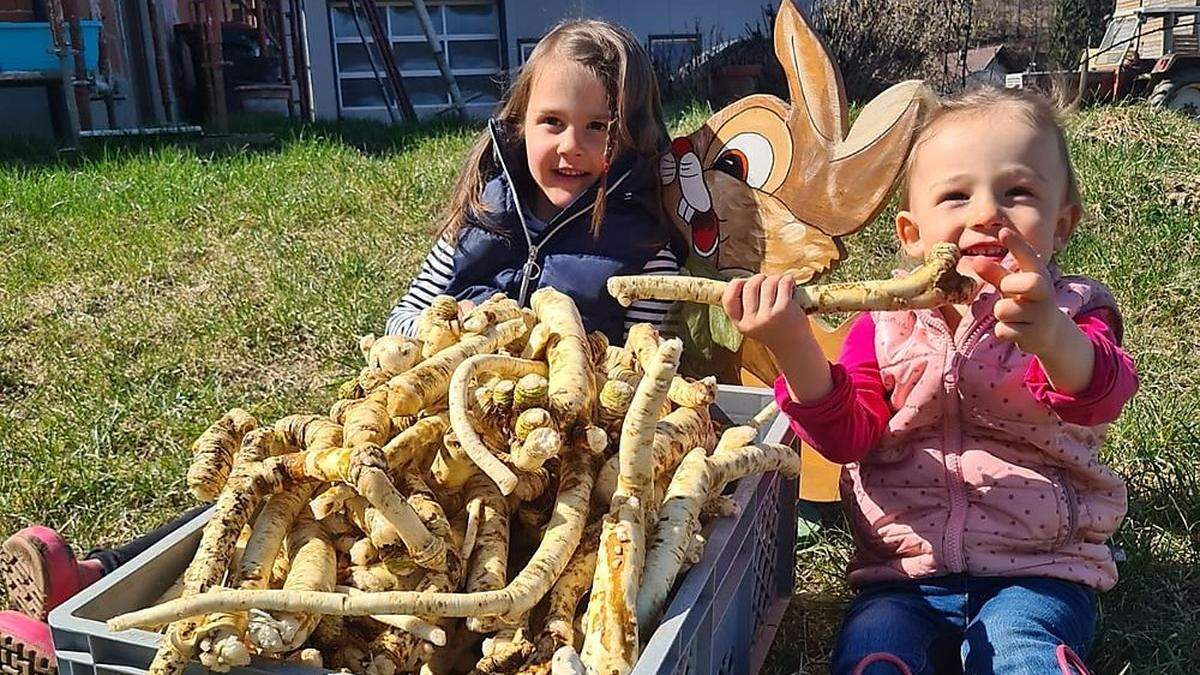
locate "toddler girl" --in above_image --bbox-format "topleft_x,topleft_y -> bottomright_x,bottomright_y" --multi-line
722,86 -> 1139,674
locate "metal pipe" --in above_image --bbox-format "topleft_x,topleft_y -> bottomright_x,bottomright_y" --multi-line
292,0 -> 313,120
46,0 -> 82,146
81,124 -> 203,137
346,0 -> 397,123
410,0 -> 465,118
66,0 -> 93,130
94,0 -> 120,127
146,0 -> 179,122
359,0 -> 415,121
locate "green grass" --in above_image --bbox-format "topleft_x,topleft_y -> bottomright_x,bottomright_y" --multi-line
1,103 -> 1197,673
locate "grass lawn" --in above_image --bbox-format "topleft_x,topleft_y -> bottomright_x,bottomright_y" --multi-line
1,103 -> 1197,673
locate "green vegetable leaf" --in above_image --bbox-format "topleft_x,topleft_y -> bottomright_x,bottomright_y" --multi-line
674,300 -> 714,362
708,304 -> 743,352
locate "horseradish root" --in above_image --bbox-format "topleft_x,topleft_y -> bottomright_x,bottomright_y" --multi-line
608,243 -> 973,313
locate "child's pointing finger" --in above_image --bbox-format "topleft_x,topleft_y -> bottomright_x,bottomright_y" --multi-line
999,227 -> 1049,275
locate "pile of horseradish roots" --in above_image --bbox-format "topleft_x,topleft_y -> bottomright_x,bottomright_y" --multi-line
109,244 -> 970,675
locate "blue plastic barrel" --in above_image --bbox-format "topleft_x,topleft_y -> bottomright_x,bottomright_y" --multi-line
0,20 -> 102,73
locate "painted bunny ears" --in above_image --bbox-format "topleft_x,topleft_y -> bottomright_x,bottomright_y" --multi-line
660,0 -> 935,262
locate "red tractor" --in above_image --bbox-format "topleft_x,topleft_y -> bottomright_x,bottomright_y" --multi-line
1007,0 -> 1200,117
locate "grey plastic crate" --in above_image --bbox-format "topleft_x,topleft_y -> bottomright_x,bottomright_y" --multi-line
634,385 -> 796,675
47,505 -> 321,675
49,385 -> 795,675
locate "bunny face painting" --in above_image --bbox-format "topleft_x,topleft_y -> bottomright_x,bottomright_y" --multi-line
660,0 -> 931,282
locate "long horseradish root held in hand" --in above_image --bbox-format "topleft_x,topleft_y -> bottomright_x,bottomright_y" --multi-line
607,243 -> 975,313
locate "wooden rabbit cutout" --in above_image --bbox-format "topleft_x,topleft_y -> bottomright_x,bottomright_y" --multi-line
660,0 -> 933,382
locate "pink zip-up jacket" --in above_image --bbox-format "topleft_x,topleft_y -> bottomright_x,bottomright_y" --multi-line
776,267 -> 1138,591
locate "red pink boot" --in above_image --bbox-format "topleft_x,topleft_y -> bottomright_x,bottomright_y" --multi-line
1,526 -> 104,620
0,610 -> 57,675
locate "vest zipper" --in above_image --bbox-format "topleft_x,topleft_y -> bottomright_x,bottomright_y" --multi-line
517,245 -> 542,305
514,168 -> 633,305
940,307 -> 996,574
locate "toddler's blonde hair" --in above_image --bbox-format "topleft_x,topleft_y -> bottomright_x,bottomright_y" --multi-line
899,86 -> 1081,211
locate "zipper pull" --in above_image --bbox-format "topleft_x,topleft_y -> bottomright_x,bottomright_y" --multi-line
517,246 -> 542,305
944,351 -> 963,388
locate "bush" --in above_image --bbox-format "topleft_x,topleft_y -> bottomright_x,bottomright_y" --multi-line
1050,0 -> 1109,70
814,0 -> 960,100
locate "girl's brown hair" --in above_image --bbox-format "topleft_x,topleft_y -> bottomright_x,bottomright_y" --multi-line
899,86 -> 1082,210
436,19 -> 668,242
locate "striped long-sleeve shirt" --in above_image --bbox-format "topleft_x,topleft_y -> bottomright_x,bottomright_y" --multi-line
385,237 -> 680,339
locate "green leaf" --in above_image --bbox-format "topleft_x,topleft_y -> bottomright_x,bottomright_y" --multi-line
682,256 -> 727,281
707,304 -> 743,352
674,300 -> 714,362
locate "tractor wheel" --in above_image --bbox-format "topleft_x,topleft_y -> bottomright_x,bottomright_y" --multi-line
1148,68 -> 1200,119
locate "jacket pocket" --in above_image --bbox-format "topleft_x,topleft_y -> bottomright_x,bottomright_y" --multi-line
1070,477 -> 1127,544
1050,468 -> 1079,550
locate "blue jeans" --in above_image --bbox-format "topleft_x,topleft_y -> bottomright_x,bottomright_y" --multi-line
832,575 -> 1096,675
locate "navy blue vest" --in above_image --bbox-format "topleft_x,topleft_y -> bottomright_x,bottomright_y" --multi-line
441,128 -> 681,342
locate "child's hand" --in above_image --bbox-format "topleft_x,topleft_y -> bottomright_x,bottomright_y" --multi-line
724,273 -> 833,403
964,227 -> 1071,358
721,274 -> 811,352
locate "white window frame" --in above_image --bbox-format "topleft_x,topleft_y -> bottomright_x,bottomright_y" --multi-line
516,37 -> 540,67
329,0 -> 502,114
